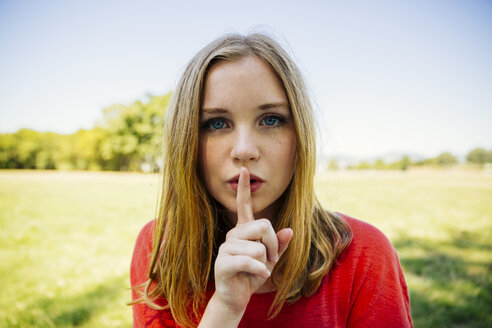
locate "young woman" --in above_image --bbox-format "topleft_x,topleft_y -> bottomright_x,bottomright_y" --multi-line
130,33 -> 413,328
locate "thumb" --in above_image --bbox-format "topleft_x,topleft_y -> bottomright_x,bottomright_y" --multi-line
276,228 -> 293,259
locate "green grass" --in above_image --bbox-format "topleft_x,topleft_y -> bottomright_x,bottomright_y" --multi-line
1,169 -> 491,327
0,171 -> 160,327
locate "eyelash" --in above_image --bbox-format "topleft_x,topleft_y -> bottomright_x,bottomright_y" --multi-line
200,114 -> 286,131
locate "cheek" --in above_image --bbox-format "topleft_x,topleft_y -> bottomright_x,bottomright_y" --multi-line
276,133 -> 297,169
198,137 -> 223,181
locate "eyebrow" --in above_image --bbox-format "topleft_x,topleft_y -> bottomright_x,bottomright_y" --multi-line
258,102 -> 289,110
201,102 -> 289,113
201,107 -> 228,114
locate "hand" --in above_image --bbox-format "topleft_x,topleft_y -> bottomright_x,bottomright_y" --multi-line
212,167 -> 293,317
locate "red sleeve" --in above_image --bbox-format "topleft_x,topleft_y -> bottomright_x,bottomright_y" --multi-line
130,220 -> 179,328
343,217 -> 413,327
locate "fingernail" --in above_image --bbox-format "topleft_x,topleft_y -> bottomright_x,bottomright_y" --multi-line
266,270 -> 271,277
274,254 -> 279,263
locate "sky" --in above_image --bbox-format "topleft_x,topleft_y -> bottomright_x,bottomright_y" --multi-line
0,0 -> 491,159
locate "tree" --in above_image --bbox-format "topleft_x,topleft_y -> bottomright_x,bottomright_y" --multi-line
435,152 -> 458,166
0,92 -> 171,171
466,148 -> 489,164
352,161 -> 371,170
0,133 -> 20,168
34,132 -> 59,169
328,159 -> 339,170
400,155 -> 411,170
0,129 -> 64,169
55,128 -> 107,170
97,93 -> 171,171
386,155 -> 411,171
15,129 -> 40,169
373,158 -> 386,170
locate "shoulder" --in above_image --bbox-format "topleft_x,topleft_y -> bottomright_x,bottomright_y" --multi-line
130,220 -> 177,327
328,213 -> 413,327
330,212 -> 408,302
130,220 -> 156,286
135,220 -> 156,251
336,212 -> 397,261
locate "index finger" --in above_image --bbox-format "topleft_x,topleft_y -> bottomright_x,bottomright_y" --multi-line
236,167 -> 254,225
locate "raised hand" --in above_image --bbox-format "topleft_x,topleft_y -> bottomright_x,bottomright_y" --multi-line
208,167 -> 293,322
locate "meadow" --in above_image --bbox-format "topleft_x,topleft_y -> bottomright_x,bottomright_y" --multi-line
0,169 -> 490,327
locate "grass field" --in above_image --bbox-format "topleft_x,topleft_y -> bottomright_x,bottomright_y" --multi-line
0,169 -> 491,327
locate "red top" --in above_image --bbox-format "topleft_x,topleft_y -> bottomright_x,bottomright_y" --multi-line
130,214 -> 413,327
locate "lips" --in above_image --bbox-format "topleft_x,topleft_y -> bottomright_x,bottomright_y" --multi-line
227,174 -> 264,193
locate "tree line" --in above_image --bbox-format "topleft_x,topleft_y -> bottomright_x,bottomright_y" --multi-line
0,93 -> 171,172
1,91 -> 491,172
333,149 -> 492,171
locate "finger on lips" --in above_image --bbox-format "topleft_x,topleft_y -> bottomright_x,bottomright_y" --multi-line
232,166 -> 280,264
236,167 -> 254,224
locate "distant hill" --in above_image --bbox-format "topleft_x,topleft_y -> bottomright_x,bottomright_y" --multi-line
318,151 -> 468,169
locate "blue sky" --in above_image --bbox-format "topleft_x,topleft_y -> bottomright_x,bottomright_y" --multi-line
0,0 -> 490,158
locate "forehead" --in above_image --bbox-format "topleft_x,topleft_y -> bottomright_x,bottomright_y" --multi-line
201,56 -> 287,108
207,55 -> 281,80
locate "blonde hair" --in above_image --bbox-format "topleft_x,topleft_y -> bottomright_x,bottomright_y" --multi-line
132,33 -> 352,328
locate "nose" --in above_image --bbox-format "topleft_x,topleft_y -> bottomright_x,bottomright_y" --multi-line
230,127 -> 260,163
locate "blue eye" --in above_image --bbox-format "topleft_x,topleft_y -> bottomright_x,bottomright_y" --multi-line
262,115 -> 281,126
208,118 -> 226,130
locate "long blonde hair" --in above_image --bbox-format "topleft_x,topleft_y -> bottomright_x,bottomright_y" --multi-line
132,33 -> 352,328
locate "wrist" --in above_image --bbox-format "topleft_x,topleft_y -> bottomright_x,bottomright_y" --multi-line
198,293 -> 246,328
